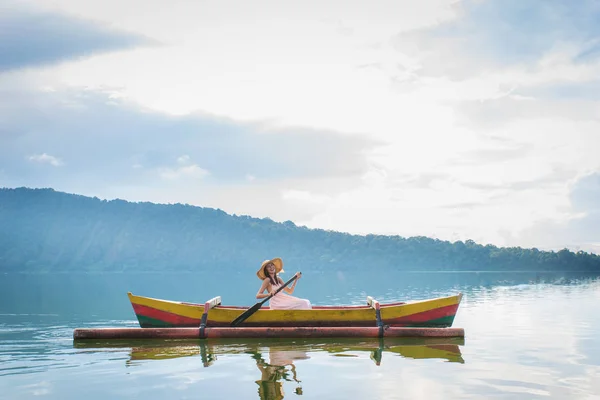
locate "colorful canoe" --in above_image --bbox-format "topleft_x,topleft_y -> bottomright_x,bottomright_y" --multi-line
127,291 -> 463,328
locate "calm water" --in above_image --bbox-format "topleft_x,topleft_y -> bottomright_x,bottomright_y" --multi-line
1,270 -> 599,399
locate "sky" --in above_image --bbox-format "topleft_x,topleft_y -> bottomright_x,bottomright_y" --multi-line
1,0 -> 600,254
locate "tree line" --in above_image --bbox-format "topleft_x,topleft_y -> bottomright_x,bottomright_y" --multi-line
1,187 -> 599,273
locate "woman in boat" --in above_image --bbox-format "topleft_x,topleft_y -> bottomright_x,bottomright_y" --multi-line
256,258 -> 312,310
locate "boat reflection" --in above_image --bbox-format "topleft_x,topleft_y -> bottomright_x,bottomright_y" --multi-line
74,337 -> 463,399
322,337 -> 464,365
73,336 -> 464,366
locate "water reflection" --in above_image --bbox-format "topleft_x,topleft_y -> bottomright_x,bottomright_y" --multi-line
74,337 -> 464,364
322,337 -> 465,365
252,348 -> 308,399
73,337 -> 464,398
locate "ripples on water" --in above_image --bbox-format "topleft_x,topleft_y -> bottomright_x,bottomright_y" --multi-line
1,273 -> 599,399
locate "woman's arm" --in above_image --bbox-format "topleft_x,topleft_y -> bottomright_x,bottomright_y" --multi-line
256,279 -> 272,299
281,275 -> 299,294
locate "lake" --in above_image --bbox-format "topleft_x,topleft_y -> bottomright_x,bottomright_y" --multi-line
1,270 -> 599,399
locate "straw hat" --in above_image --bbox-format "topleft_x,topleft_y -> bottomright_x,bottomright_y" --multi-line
257,257 -> 284,280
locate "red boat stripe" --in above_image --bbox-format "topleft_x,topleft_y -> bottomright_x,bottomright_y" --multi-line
132,304 -> 199,326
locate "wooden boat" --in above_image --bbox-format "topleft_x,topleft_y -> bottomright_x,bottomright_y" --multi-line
127,291 -> 463,329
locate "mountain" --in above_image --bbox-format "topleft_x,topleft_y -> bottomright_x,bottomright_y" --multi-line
0,187 -> 599,273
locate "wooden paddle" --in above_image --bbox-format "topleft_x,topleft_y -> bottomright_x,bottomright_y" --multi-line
230,273 -> 300,327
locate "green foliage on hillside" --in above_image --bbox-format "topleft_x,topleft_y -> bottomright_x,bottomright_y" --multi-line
1,187 -> 599,272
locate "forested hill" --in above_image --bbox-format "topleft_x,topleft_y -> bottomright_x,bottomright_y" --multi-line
1,187 -> 599,273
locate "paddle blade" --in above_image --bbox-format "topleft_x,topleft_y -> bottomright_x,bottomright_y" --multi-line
230,302 -> 262,327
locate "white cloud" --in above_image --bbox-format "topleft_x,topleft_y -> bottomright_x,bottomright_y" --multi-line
282,189 -> 331,205
159,156 -> 209,180
177,155 -> 191,165
27,153 -> 63,166
159,164 -> 209,181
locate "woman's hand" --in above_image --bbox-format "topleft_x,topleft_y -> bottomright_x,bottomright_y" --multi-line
295,272 -> 302,279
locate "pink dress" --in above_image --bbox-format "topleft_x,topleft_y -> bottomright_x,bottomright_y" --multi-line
269,282 -> 312,310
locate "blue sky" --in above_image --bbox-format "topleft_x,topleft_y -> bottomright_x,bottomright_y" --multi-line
1,0 -> 599,253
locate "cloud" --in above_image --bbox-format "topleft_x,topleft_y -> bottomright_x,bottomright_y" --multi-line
571,173 -> 600,213
0,1 -> 154,72
387,0 -> 600,140
27,153 -> 63,167
516,173 -> 600,253
0,85 -> 377,214
396,173 -> 451,190
393,0 -> 600,79
451,142 -> 535,166
459,166 -> 575,192
282,190 -> 332,204
518,80 -> 600,101
159,156 -> 210,180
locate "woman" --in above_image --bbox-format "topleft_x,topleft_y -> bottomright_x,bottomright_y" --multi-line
256,258 -> 312,310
